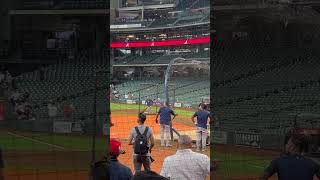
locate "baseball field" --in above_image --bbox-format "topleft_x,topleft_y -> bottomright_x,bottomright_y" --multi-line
110,103 -> 278,180
0,103 -> 278,180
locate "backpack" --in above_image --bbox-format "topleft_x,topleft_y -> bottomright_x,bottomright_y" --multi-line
134,126 -> 149,155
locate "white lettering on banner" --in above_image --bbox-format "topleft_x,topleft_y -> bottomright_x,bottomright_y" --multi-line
142,100 -> 146,105
71,122 -> 83,132
53,122 -> 72,133
235,132 -> 261,148
127,100 -> 133,104
174,103 -> 182,108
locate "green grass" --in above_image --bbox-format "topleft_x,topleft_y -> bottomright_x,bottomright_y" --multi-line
0,131 -> 106,151
212,151 -> 271,177
110,103 -> 194,118
1,103 -> 271,177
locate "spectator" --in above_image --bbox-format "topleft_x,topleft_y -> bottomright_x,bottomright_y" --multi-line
262,134 -> 320,180
92,156 -> 110,180
0,147 -> 4,180
63,102 -> 74,121
160,135 -> 210,180
155,102 -> 176,147
191,103 -> 211,151
129,113 -> 155,173
132,171 -> 169,180
47,101 -> 58,121
110,139 -> 132,180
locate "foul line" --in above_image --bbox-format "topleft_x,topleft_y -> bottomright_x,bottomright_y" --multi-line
7,132 -> 66,150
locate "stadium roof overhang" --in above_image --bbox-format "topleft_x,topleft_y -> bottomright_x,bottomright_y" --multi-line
110,22 -> 209,32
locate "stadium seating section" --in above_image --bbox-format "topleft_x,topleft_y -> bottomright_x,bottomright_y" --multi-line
212,47 -> 320,133
113,51 -> 209,65
14,49 -> 107,131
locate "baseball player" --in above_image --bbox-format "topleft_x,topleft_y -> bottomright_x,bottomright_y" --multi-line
192,103 -> 211,151
155,102 -> 177,147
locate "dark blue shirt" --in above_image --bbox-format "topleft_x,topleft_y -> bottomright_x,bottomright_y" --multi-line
264,154 -> 320,180
193,111 -> 210,129
146,99 -> 153,107
158,107 -> 175,125
110,158 -> 132,180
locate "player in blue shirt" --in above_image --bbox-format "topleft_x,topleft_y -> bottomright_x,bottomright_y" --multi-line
192,103 -> 211,151
155,102 -> 176,147
262,134 -> 320,180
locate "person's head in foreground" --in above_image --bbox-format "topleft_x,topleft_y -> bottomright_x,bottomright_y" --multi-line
160,135 -> 210,180
132,171 -> 169,180
110,139 -> 126,159
177,134 -> 193,149
262,134 -> 320,180
109,139 -> 133,180
137,113 -> 146,124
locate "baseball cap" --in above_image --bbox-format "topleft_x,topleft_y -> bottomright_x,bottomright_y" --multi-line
110,139 -> 125,156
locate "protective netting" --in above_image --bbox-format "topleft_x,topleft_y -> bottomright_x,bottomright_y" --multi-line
211,1 -> 320,179
0,51 -> 108,180
110,61 -> 211,178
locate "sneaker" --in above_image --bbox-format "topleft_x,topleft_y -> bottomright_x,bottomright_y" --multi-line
196,148 -> 200,152
202,149 -> 206,152
166,144 -> 172,147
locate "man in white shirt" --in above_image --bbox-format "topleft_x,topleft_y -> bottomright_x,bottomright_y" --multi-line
160,135 -> 210,180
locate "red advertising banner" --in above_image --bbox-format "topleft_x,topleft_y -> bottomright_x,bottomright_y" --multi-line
110,37 -> 210,48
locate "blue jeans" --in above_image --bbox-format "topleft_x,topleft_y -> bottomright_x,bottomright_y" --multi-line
133,155 -> 151,173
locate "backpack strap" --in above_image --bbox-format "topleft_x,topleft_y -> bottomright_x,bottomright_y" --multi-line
143,126 -> 149,136
135,127 -> 142,136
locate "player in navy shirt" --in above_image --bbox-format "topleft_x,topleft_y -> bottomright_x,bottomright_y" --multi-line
155,103 -> 176,147
262,134 -> 320,180
192,103 -> 211,151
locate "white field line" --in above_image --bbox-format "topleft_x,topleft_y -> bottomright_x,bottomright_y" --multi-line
7,132 -> 66,150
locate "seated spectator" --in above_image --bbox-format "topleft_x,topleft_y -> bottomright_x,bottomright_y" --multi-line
110,139 -> 132,180
132,171 -> 168,180
160,135 -> 210,180
262,134 -> 320,180
0,147 -> 4,180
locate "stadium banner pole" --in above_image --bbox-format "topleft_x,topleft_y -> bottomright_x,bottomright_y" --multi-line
138,86 -> 141,113
164,58 -> 185,141
156,85 -> 159,114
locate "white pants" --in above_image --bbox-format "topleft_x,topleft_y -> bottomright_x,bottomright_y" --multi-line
196,127 -> 208,150
160,124 -> 171,146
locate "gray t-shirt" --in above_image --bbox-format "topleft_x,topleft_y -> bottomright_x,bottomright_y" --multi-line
129,125 -> 153,156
